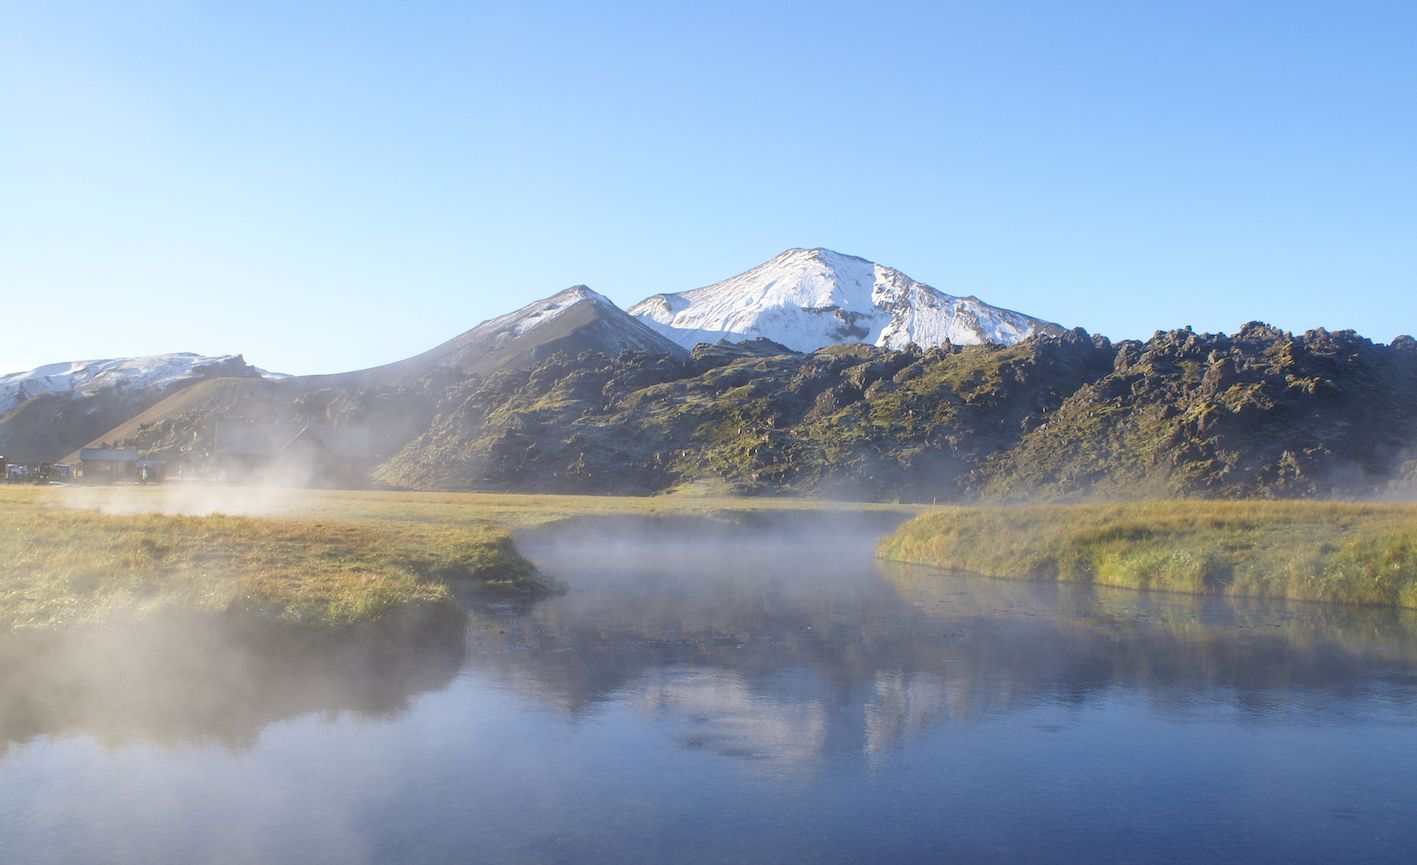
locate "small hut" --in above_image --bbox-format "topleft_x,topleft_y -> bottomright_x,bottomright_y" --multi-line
77,448 -> 140,483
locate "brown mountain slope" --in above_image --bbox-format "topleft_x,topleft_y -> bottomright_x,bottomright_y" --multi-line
1,359 -> 266,463
74,286 -> 689,469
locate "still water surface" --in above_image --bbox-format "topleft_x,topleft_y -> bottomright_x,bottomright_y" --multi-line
4,521 -> 1417,864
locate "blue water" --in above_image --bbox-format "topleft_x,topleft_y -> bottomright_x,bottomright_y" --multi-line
3,524 -> 1416,864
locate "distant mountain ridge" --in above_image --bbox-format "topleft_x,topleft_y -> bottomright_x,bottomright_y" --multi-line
19,247 -> 1417,503
0,354 -> 271,463
0,353 -> 277,416
24,245 -> 1053,465
630,248 -> 1063,352
6,247 -> 1048,432
28,285 -> 690,469
375,325 -> 1417,500
361,284 -> 687,383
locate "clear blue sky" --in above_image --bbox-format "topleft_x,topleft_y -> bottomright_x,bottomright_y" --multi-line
3,1 -> 1414,375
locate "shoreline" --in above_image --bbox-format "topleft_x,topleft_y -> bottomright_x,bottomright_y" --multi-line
878,500 -> 1417,610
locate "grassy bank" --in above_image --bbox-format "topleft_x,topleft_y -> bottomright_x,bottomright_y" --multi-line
877,501 -> 1417,609
0,490 -> 547,628
19,485 -> 919,527
10,485 -> 1417,623
1,485 -> 916,629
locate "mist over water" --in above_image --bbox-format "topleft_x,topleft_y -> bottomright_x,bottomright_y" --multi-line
4,520 -> 1417,864
0,612 -> 466,750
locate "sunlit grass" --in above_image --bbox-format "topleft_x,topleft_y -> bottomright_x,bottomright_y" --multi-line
34,487 -> 1417,622
878,500 -> 1417,608
0,485 -> 918,629
12,484 -> 919,527
0,489 -> 547,628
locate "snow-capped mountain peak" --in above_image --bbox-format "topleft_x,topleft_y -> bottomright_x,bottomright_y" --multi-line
628,248 -> 1062,352
478,285 -> 618,339
0,353 -> 276,415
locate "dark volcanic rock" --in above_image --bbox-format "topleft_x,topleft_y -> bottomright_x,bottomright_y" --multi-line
86,323 -> 1417,503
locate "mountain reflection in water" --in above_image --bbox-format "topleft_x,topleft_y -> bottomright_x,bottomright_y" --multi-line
470,520 -> 1417,765
3,519 -> 1417,865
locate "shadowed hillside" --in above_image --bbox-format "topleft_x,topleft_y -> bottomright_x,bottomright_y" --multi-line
375,324 -> 1417,500
0,356 -> 267,463
53,287 -> 689,476
67,321 -> 1417,502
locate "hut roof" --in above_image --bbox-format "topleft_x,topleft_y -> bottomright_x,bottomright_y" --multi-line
78,448 -> 139,462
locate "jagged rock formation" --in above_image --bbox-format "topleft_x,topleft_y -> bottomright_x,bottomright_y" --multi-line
983,324 -> 1417,499
375,325 -> 1417,500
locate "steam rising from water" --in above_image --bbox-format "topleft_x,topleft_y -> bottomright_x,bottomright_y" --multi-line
7,518 -> 1417,864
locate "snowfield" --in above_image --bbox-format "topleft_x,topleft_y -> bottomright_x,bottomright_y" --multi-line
629,247 -> 1062,353
0,353 -> 277,415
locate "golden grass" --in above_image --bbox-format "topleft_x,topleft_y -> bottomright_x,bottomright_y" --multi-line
0,488 -> 547,628
878,500 -> 1417,608
9,484 -> 920,526
38,486 -> 1417,623
0,485 -> 919,629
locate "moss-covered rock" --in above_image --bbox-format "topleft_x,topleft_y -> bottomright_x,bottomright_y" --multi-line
108,324 -> 1417,502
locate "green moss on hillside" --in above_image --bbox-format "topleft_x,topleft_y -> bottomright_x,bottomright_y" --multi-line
99,324 -> 1417,502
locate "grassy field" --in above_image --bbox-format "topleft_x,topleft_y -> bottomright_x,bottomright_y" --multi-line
878,500 -> 1417,609
0,485 -> 919,629
19,483 -> 920,526
15,484 -> 1416,628
0,488 -> 541,628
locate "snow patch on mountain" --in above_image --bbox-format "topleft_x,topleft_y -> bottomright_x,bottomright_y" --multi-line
0,353 -> 277,415
509,286 -> 610,337
629,248 -> 1063,353
465,285 -> 685,355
